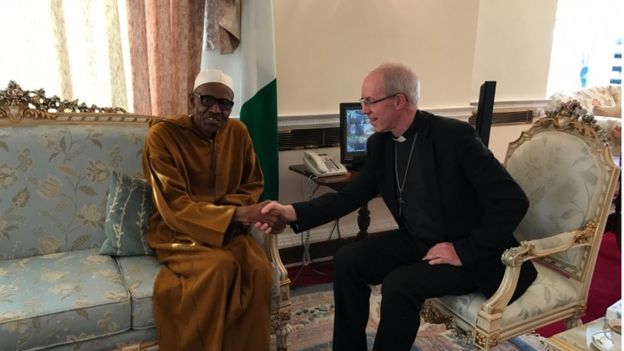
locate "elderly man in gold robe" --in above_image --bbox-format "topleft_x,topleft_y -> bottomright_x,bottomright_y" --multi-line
142,69 -> 283,351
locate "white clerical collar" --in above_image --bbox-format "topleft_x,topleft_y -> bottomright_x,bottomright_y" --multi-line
393,135 -> 407,143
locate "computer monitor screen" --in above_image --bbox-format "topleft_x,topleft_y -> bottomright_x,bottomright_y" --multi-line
339,102 -> 375,170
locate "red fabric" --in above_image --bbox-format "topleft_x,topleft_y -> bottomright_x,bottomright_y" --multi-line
536,232 -> 621,337
288,263 -> 334,288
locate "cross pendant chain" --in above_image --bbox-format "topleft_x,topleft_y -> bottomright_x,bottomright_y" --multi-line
394,133 -> 417,218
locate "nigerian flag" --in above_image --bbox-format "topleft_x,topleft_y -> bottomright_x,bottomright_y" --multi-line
202,0 -> 279,200
239,0 -> 278,201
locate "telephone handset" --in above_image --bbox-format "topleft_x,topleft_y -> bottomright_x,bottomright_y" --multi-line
303,151 -> 348,177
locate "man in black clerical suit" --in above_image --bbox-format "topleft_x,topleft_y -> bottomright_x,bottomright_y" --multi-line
258,62 -> 537,351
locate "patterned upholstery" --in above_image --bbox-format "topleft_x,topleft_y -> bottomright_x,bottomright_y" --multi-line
0,124 -> 147,260
116,256 -> 160,329
46,329 -> 157,351
0,249 -> 131,350
550,86 -> 622,157
551,85 -> 620,115
436,264 -> 580,327
422,114 -> 620,350
507,130 -> 607,277
100,171 -> 155,256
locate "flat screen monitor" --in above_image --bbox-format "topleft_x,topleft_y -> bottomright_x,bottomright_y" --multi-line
339,102 -> 375,171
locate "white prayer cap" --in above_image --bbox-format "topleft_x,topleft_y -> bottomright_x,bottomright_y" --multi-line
193,69 -> 234,91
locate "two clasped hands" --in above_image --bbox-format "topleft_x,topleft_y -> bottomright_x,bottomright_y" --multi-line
235,200 -> 463,267
233,200 -> 293,235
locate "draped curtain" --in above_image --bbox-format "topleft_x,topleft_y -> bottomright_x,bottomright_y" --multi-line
126,0 -> 205,116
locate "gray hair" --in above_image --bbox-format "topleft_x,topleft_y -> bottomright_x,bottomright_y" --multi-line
373,63 -> 420,106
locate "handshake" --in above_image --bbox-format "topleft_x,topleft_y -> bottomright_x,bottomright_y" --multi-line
233,200 -> 296,234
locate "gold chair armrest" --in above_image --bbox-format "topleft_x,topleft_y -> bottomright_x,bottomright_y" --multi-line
479,221 -> 596,316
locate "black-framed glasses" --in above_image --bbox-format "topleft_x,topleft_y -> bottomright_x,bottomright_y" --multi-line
359,93 -> 401,107
194,93 -> 234,112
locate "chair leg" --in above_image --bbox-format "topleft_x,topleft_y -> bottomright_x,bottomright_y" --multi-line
563,304 -> 586,329
272,310 -> 292,351
420,300 -> 453,328
563,316 -> 583,329
474,330 -> 499,351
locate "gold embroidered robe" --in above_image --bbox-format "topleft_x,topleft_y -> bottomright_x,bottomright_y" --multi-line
142,115 -> 272,351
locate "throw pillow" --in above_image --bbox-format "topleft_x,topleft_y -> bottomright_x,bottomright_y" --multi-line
100,171 -> 155,256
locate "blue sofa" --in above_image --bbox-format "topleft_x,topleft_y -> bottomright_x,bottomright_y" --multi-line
0,82 -> 291,351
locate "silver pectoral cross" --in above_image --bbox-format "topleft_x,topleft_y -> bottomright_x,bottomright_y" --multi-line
398,191 -> 406,216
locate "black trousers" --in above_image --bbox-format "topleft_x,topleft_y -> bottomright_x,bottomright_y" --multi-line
332,230 -> 479,351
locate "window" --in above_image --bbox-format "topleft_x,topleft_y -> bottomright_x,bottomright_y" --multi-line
0,0 -> 132,110
546,0 -> 622,96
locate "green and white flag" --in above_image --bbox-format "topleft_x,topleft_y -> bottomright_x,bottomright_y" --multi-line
203,0 -> 279,200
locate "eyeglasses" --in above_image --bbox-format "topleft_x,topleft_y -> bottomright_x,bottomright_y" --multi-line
359,93 -> 401,107
194,93 -> 234,112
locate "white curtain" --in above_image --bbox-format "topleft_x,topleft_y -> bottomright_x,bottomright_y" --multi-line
0,0 -> 206,115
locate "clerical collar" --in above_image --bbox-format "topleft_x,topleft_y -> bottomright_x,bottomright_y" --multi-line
393,135 -> 407,143
392,115 -> 419,143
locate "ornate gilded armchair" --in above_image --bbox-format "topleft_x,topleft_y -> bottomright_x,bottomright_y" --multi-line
422,105 -> 620,350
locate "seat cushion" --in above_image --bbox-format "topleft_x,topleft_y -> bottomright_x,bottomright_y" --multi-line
116,256 -> 160,329
116,246 -> 283,329
0,249 -> 131,350
436,263 -> 581,328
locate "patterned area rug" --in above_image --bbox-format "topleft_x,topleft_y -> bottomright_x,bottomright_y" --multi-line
289,284 -> 550,351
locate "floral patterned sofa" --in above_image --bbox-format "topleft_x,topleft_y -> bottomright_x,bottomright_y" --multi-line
550,85 -> 621,156
0,82 -> 291,351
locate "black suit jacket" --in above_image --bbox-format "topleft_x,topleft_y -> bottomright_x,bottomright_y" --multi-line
292,110 -> 537,300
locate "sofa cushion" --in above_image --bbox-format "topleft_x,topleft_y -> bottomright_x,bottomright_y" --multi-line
100,172 -> 155,257
574,86 -> 617,111
115,245 -> 283,330
0,249 -> 131,350
116,256 -> 160,329
594,101 -> 622,118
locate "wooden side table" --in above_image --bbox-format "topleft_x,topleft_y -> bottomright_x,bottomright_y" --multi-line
548,318 -> 610,351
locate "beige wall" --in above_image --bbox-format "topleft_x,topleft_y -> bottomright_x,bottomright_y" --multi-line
274,0 -> 557,116
471,0 -> 557,101
274,0 -> 480,114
